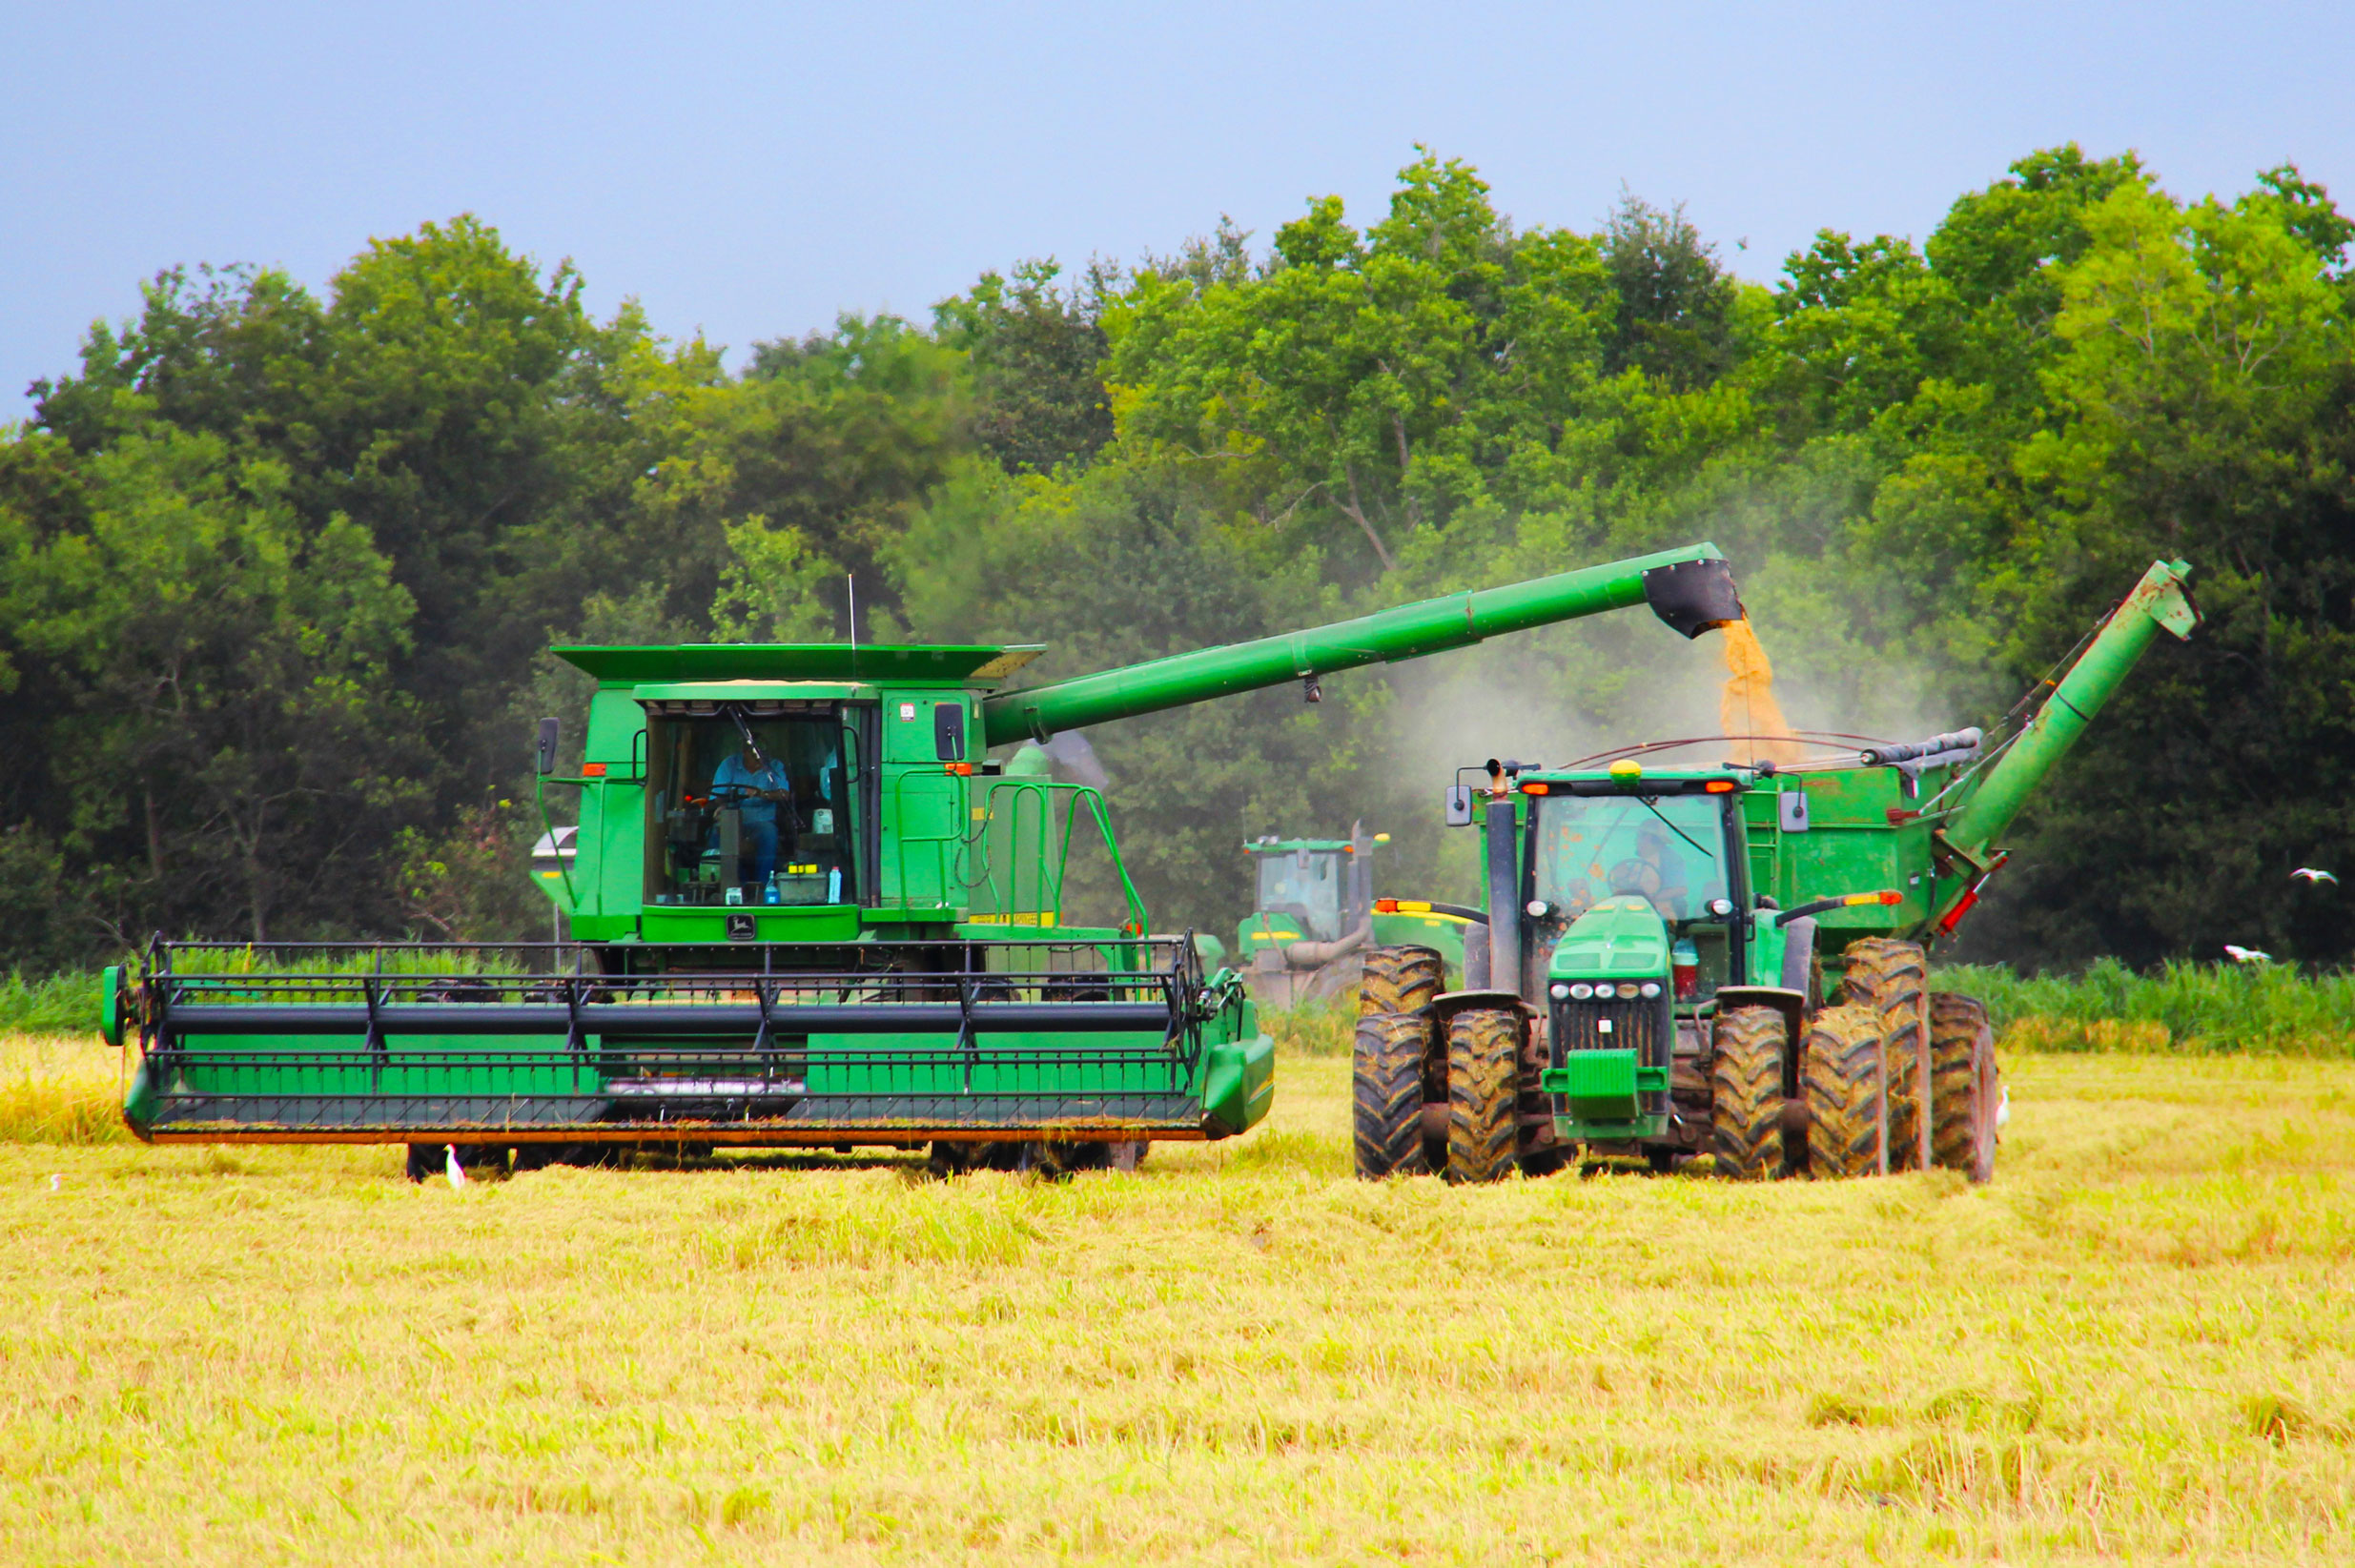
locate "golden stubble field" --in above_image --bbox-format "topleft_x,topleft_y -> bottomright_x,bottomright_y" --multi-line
3,1035 -> 2352,1565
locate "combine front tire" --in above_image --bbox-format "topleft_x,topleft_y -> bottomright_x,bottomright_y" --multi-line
1804,1005 -> 1888,1178
1445,1008 -> 1521,1184
1710,1006 -> 1787,1179
1352,1011 -> 1430,1179
1929,992 -> 2000,1182
1837,938 -> 1928,1171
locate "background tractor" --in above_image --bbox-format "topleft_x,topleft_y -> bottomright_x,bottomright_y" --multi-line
1235,828 -> 1482,1008
1352,560 -> 2200,1185
106,543 -> 1745,1174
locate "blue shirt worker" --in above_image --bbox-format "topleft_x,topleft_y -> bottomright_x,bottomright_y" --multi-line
711,750 -> 793,890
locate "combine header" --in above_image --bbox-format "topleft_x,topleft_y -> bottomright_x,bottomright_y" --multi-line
106,544 -> 1745,1172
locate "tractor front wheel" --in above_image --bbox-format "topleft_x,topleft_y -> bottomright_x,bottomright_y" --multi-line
1710,1006 -> 1788,1179
1445,1008 -> 1522,1184
1352,1010 -> 1431,1179
1804,1004 -> 1888,1179
1929,992 -> 2000,1182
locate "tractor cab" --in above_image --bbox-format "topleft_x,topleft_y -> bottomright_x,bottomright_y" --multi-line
1239,837 -> 1364,950
1522,773 -> 1757,1005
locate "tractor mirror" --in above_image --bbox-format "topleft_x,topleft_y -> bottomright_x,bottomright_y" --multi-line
534,717 -> 561,776
1444,784 -> 1474,826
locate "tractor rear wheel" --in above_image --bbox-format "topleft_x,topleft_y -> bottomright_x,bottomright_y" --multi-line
1352,1010 -> 1431,1179
1804,1004 -> 1889,1178
1837,938 -> 1928,1171
1359,946 -> 1444,1018
1929,992 -> 2000,1182
1445,1008 -> 1522,1184
1710,1006 -> 1787,1179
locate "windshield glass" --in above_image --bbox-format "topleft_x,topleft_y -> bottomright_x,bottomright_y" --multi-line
1533,793 -> 1730,923
646,708 -> 856,907
1255,850 -> 1342,941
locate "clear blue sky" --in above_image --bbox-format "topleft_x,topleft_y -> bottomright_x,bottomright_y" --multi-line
5,2 -> 2349,417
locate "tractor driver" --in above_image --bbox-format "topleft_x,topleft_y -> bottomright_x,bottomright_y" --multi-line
1630,824 -> 1691,920
711,743 -> 794,889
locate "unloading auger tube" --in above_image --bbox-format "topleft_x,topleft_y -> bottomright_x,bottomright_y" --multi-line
1924,558 -> 2199,935
980,544 -> 1741,744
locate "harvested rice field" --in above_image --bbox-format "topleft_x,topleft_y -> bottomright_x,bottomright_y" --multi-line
3,1034 -> 2352,1563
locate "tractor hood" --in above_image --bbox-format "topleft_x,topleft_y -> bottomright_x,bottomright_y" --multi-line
1547,896 -> 1672,981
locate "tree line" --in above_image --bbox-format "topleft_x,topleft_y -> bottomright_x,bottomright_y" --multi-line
5,147 -> 2352,969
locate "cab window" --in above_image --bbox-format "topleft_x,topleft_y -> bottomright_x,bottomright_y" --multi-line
1532,794 -> 1730,924
1256,850 -> 1342,942
645,703 -> 862,906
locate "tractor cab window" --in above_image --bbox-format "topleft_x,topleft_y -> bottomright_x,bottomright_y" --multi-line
1255,849 -> 1342,942
644,703 -> 865,907
1532,793 -> 1731,926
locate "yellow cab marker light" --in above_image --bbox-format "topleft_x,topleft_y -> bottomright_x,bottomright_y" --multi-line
1520,782 -> 1550,795
1705,780 -> 1735,793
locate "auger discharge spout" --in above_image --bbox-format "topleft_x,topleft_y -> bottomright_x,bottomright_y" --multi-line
1942,559 -> 2200,864
979,544 -> 1738,746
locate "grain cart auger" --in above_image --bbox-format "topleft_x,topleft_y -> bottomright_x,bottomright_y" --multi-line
1352,560 -> 2199,1186
106,543 -> 1742,1175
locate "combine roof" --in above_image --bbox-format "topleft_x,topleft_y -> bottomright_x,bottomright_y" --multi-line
551,643 -> 1047,684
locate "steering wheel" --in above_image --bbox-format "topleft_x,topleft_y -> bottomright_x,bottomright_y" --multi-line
1605,859 -> 1664,898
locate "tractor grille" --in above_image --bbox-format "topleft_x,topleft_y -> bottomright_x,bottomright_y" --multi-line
1549,993 -> 1672,1066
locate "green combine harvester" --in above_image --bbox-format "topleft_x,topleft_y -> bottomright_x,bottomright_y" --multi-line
1234,828 -> 1480,1008
106,545 -> 1745,1174
1351,560 -> 2199,1185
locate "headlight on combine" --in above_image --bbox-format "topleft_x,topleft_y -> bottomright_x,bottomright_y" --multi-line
1568,983 -> 1594,1000
1549,983 -> 1570,1000
1616,983 -> 1642,1000
1639,982 -> 1662,999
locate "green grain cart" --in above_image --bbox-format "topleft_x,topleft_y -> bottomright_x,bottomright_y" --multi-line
1353,560 -> 2200,1185
106,544 -> 1744,1174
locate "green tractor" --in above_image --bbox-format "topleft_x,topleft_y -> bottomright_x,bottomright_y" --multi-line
1352,560 -> 2200,1184
107,543 -> 1745,1173
1235,828 -> 1482,1008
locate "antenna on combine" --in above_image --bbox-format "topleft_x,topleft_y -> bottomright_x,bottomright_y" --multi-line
847,574 -> 858,659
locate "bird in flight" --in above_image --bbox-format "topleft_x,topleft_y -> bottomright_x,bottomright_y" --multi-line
2292,867 -> 2338,884
444,1146 -> 467,1189
2223,944 -> 2273,964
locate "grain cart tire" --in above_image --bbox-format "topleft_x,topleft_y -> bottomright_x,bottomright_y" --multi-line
1804,1005 -> 1888,1179
1837,938 -> 1928,1171
1352,1010 -> 1431,1179
1929,992 -> 2000,1183
1710,1006 -> 1787,1180
1445,1008 -> 1522,1184
1359,946 -> 1444,1018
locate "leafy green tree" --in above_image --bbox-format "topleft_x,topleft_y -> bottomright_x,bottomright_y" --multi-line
934,259 -> 1115,475
1,424 -> 420,942
1599,192 -> 1747,388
